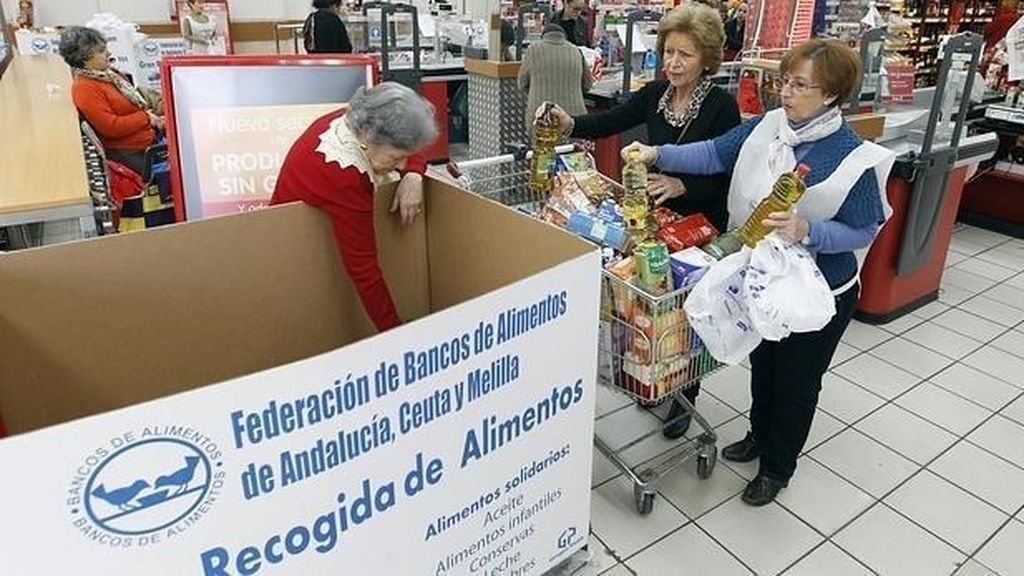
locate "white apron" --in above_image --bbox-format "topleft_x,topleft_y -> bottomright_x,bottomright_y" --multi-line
727,109 -> 896,294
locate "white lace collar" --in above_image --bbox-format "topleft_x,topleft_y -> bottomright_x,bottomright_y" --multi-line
315,115 -> 398,186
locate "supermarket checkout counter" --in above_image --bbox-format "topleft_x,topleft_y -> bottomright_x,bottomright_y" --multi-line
958,103 -> 1024,237
0,54 -> 96,247
856,35 -> 998,322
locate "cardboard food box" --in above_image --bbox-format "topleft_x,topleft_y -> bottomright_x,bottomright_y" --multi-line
0,178 -> 600,575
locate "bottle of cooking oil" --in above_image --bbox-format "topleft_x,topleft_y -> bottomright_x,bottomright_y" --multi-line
621,148 -> 652,243
530,104 -> 560,194
736,163 -> 811,248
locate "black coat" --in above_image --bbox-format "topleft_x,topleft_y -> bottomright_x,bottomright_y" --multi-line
571,80 -> 741,232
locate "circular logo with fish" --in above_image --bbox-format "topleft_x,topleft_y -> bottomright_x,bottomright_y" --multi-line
83,438 -> 212,536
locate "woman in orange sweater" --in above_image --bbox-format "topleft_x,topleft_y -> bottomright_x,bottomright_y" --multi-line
59,26 -> 164,176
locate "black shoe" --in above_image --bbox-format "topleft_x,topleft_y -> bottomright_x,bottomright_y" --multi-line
662,398 -> 692,439
722,431 -> 760,463
741,474 -> 788,506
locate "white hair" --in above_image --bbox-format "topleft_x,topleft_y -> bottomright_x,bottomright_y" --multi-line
345,82 -> 438,151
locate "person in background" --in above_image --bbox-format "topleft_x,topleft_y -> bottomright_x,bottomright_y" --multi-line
555,0 -> 590,47
518,24 -> 592,131
622,39 -> 893,506
985,0 -> 1020,49
500,19 -> 516,62
304,0 -> 353,54
59,26 -> 164,177
724,2 -> 747,61
541,3 -> 741,440
271,83 -> 437,333
182,0 -> 222,54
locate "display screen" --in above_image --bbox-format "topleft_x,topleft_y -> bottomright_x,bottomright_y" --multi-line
169,63 -> 372,219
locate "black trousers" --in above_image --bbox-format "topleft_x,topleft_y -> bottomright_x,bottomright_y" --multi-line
749,283 -> 859,481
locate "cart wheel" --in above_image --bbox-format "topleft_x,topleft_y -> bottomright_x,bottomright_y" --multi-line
697,445 -> 718,480
634,490 -> 656,515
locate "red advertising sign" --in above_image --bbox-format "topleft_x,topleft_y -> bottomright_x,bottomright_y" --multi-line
885,63 -> 916,104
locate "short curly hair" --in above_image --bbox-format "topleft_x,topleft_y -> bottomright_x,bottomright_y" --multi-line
656,3 -> 726,76
58,26 -> 107,69
345,82 -> 438,151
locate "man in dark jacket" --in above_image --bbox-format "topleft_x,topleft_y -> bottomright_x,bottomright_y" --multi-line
554,0 -> 590,47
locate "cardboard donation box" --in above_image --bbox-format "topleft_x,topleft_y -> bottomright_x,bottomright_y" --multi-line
0,178 -> 600,575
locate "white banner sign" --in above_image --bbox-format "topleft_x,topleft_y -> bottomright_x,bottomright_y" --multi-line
0,253 -> 600,575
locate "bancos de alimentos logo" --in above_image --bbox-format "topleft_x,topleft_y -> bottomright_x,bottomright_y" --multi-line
67,427 -> 226,548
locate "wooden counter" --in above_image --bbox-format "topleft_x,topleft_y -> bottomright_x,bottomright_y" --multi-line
0,54 -> 91,219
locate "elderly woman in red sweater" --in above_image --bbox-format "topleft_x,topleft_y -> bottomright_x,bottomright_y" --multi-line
59,26 -> 163,176
271,82 -> 437,332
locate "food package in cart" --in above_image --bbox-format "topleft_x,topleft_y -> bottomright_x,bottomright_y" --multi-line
669,247 -> 716,291
651,207 -> 683,228
555,151 -> 594,172
627,298 -> 689,364
622,351 -> 691,400
551,173 -> 596,214
566,212 -> 631,252
656,213 -> 718,252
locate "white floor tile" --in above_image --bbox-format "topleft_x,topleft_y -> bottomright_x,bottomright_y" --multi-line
810,429 -> 919,498
625,523 -> 753,576
975,519 -> 1024,576
782,542 -> 874,576
884,470 -> 1009,554
903,322 -> 984,360
595,407 -> 665,451
938,283 -> 975,306
832,354 -> 921,400
596,384 -> 635,418
590,476 -> 689,558
967,415 -> 1024,469
953,258 -> 1018,283
855,403 -> 958,465
954,226 -> 1009,248
685,394 -> 740,433
991,329 -> 1024,360
1000,395 -> 1024,427
963,347 -> 1024,389
932,309 -> 1007,342
949,236 -> 994,256
599,565 -> 632,576
951,559 -> 1001,576
910,299 -> 951,320
976,247 -> 1024,271
943,268 -> 999,294
877,313 -> 925,335
945,250 -> 971,268
658,454 -> 747,520
871,338 -> 955,378
803,410 -> 846,454
929,364 -> 1022,412
1007,272 -> 1024,291
698,497 -> 823,576
833,504 -> 966,576
896,382 -> 993,436
929,440 -> 1024,514
703,364 -> 751,415
960,296 -> 1024,328
842,321 -> 892,351
819,372 -> 886,425
982,284 -> 1024,312
593,445 -> 621,488
830,341 -> 860,368
715,417 -> 758,482
776,457 -> 874,536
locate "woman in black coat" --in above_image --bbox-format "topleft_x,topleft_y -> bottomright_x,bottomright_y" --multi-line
304,0 -> 353,54
544,3 -> 741,439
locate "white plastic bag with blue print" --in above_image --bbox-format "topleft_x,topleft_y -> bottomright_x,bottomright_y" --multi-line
744,235 -> 836,341
683,247 -> 761,365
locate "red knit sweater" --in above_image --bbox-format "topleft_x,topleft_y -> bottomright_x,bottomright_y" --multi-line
270,109 -> 426,332
71,74 -> 156,152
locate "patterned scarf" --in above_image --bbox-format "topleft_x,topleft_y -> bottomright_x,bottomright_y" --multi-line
74,67 -> 150,111
657,76 -> 715,130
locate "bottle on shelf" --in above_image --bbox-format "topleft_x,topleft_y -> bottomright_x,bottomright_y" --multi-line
530,103 -> 561,194
620,148 -> 654,243
642,49 -> 658,81
700,163 -> 812,259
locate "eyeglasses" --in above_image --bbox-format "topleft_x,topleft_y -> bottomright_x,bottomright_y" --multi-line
774,76 -> 821,94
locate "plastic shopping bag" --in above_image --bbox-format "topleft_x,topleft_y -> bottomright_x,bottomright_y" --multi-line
683,247 -> 761,365
744,235 -> 836,341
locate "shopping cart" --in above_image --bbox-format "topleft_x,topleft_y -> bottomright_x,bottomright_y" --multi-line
445,147 -> 725,515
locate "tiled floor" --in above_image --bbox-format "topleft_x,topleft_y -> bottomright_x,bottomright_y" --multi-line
555,225 -> 1024,576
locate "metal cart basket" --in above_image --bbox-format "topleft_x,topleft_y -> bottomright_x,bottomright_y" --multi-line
445,147 -> 725,514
